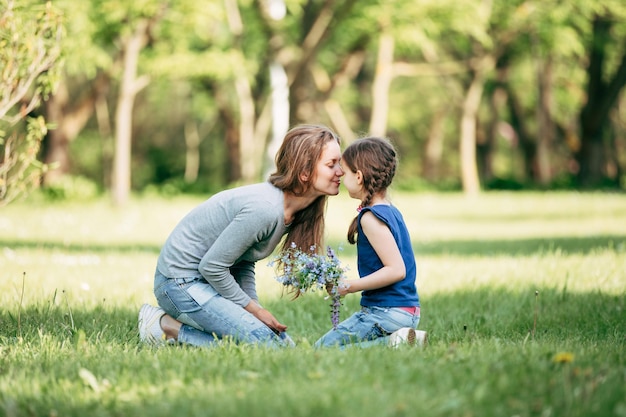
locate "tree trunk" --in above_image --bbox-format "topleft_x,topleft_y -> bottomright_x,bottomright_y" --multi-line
214,85 -> 241,183
43,86 -> 71,185
369,31 -> 394,136
535,54 -> 554,185
288,0 -> 358,125
234,66 -> 258,183
288,0 -> 336,124
184,121 -> 200,183
43,75 -> 108,185
577,16 -> 626,188
265,61 -> 290,178
479,86 -> 504,184
309,50 -> 364,143
95,90 -> 112,189
608,109 -> 624,182
225,0 -> 265,183
423,108 -> 446,182
459,56 -> 494,195
112,19 -> 150,206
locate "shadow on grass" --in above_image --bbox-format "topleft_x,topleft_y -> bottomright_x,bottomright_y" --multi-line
415,234 -> 626,256
1,234 -> 624,258
1,286 -> 623,347
0,239 -> 161,254
1,288 -> 623,417
0,303 -> 140,345
264,286 -> 626,345
416,286 -> 626,345
326,234 -> 626,258
424,205 -> 626,222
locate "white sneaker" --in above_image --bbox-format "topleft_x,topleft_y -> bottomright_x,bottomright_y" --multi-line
138,304 -> 166,346
389,328 -> 428,348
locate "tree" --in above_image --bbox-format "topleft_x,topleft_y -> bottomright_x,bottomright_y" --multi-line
39,0 -> 111,187
577,13 -> 626,187
161,0 -> 363,183
0,0 -> 63,205
26,0 -> 626,194
48,0 -> 173,205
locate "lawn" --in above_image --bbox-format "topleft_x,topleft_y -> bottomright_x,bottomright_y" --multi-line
0,191 -> 624,417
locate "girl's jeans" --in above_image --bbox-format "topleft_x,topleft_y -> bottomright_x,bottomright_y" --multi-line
154,270 -> 294,348
314,305 -> 420,348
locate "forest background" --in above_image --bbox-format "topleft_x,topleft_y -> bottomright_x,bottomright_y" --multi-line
2,0 -> 626,206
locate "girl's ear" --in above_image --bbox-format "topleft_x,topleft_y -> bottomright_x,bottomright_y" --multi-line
356,170 -> 363,185
300,171 -> 310,182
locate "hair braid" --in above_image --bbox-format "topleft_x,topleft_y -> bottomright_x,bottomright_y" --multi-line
343,136 -> 398,244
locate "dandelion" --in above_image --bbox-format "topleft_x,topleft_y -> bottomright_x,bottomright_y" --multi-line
271,243 -> 347,329
552,352 -> 575,364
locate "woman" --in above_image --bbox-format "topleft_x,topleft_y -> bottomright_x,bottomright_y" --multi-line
139,124 -> 344,348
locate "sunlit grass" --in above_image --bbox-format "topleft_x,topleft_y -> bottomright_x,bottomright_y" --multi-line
0,191 -> 624,417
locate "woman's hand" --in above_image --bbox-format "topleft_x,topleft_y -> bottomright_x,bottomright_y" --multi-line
255,308 -> 288,333
245,300 -> 288,333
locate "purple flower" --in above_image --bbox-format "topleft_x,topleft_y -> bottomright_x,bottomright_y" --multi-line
270,243 -> 347,329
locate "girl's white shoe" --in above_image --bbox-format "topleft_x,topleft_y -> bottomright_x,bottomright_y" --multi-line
389,328 -> 428,348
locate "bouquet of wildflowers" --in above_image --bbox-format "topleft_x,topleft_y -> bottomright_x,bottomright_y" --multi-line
270,243 -> 347,329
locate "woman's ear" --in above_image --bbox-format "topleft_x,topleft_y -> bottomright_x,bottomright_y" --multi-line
300,171 -> 310,182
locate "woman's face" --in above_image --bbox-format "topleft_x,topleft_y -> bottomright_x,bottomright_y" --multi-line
310,140 -> 344,196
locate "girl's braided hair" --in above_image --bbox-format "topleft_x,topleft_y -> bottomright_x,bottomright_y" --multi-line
342,137 -> 397,244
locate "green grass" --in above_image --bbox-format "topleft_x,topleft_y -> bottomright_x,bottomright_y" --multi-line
1,191 -> 625,417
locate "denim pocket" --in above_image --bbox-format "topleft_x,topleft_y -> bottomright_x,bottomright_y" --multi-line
155,278 -> 209,317
367,306 -> 416,334
185,281 -> 219,306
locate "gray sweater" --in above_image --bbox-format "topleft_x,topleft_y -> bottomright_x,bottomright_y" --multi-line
156,182 -> 287,307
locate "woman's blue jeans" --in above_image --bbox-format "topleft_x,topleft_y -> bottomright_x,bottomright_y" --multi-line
314,305 -> 420,348
154,270 -> 294,348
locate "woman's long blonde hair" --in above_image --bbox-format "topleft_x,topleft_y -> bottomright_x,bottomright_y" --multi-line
269,124 -> 340,255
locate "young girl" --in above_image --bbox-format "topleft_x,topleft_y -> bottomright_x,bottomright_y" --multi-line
139,124 -> 344,348
315,136 -> 426,348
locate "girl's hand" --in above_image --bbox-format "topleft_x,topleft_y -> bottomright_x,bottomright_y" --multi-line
325,282 -> 334,296
326,281 -> 352,297
337,280 -> 352,297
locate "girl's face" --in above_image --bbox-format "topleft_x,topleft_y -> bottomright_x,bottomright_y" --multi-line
340,159 -> 363,200
310,140 -> 344,196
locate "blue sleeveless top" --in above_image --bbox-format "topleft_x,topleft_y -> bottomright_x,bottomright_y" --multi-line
357,205 -> 419,307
